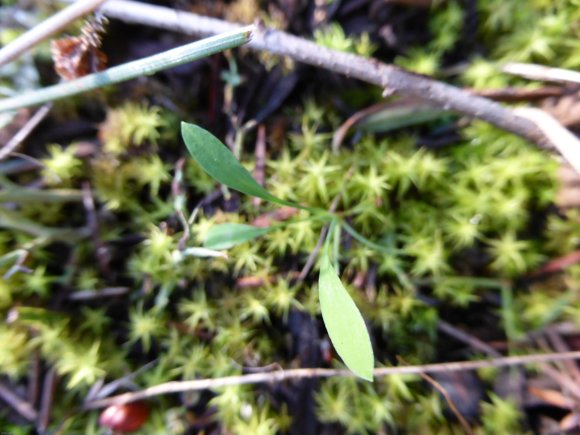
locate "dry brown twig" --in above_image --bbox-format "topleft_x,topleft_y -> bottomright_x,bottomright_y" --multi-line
99,0 -> 552,150
437,320 -> 502,358
397,355 -> 474,434
0,381 -> 38,422
83,350 -> 580,410
0,104 -> 52,160
416,370 -> 474,434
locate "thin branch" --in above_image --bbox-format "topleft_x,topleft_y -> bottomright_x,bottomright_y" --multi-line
545,328 -> 580,385
438,320 -> 502,358
471,86 -> 565,102
84,350 -> 580,410
515,107 -> 580,174
415,369 -> 474,435
0,381 -> 38,422
100,0 -> 551,149
82,182 -> 110,275
0,0 -> 108,67
397,356 -> 473,434
0,104 -> 52,161
503,62 -> 580,85
37,369 -> 57,433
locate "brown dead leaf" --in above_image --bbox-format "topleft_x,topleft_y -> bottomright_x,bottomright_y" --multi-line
252,206 -> 300,228
236,275 -> 273,288
529,251 -> 580,276
560,412 -> 580,431
528,386 -> 576,409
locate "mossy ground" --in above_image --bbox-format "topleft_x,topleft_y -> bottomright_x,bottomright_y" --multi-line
1,0 -> 580,433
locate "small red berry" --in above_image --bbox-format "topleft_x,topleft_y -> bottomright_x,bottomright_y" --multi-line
99,401 -> 149,433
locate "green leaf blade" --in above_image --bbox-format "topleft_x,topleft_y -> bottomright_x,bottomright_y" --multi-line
181,122 -> 306,210
318,252 -> 374,381
204,223 -> 271,250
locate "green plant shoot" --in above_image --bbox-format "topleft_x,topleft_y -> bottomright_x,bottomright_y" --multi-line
182,123 -> 308,210
204,223 -> 272,250
181,121 -> 374,380
319,248 -> 374,380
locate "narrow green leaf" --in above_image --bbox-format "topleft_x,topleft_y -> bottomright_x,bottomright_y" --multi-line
180,247 -> 228,258
181,122 -> 308,210
318,252 -> 374,381
204,223 -> 271,250
359,103 -> 447,133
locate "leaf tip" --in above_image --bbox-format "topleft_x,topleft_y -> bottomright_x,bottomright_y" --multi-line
357,366 -> 374,382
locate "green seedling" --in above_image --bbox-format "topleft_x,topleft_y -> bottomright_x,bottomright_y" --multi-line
182,122 -> 375,380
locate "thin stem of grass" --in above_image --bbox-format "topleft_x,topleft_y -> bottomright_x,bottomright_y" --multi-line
0,26 -> 253,112
340,220 -> 401,255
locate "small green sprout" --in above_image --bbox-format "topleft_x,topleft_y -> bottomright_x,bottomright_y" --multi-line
0,325 -> 29,377
56,341 -> 106,388
481,393 -> 523,433
313,23 -> 376,57
42,144 -> 82,186
181,122 -> 375,380
100,102 -> 168,154
127,303 -> 166,352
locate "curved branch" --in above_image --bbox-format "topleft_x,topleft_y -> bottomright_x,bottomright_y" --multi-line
101,0 -> 551,149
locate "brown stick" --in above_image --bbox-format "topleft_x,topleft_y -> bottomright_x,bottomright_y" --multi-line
0,381 -> 38,422
438,320 -> 502,358
100,0 -> 551,149
0,104 -> 52,161
417,371 -> 474,434
84,350 -> 580,410
37,369 -> 58,432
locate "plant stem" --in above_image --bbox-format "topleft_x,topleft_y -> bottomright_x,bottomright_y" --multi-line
0,26 -> 253,112
340,220 -> 401,255
0,209 -> 89,242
